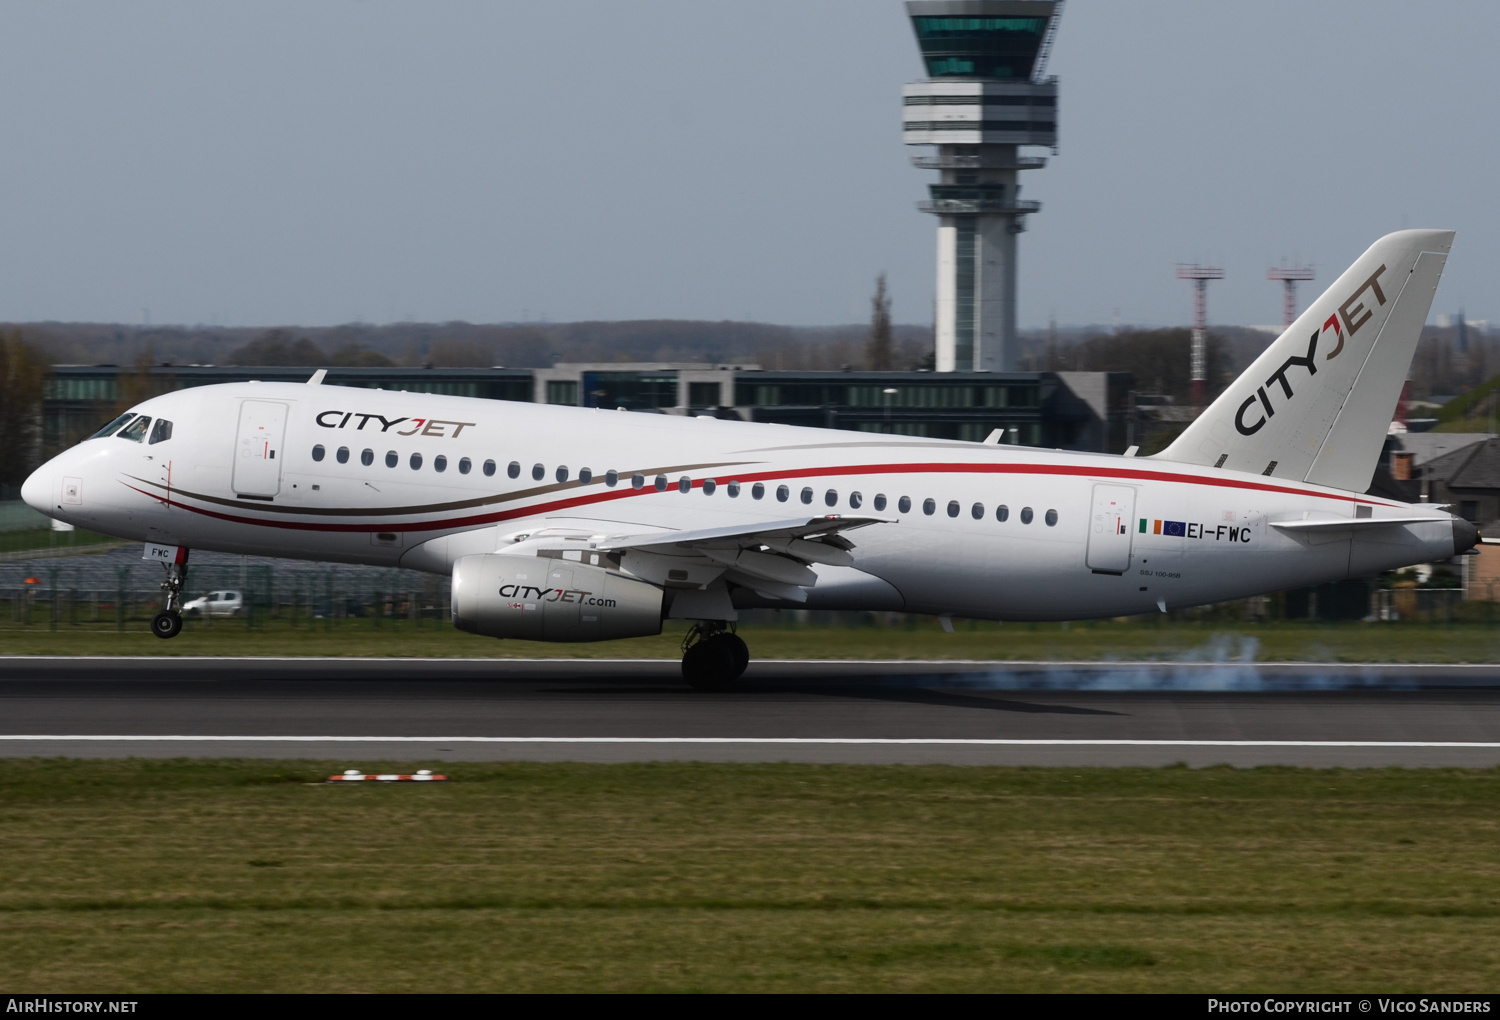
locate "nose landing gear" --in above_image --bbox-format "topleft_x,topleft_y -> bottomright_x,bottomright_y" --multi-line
151,553 -> 190,640
681,622 -> 749,690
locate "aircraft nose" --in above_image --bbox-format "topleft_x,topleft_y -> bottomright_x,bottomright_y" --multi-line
20,466 -> 51,514
1452,517 -> 1480,556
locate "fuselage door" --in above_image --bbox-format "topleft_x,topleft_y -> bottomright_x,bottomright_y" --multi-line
233,400 -> 289,498
1086,483 -> 1136,573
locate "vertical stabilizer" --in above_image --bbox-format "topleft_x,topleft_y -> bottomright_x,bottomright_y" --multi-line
1154,229 -> 1453,492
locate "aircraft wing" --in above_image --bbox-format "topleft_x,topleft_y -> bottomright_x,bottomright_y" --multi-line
594,514 -> 893,604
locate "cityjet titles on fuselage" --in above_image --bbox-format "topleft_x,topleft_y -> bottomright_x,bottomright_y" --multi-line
314,411 -> 476,438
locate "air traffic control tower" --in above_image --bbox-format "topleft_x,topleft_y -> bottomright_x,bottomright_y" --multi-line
903,1 -> 1061,372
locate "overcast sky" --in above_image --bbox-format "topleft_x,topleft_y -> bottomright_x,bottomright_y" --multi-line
0,1 -> 1494,330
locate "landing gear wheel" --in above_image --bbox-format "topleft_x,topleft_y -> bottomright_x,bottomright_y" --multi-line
682,636 -> 736,690
723,633 -> 750,680
151,610 -> 183,640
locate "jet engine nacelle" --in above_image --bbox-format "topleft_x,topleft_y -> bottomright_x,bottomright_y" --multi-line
451,554 -> 664,642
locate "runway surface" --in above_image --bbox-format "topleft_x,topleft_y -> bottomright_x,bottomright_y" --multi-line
2,656 -> 1499,766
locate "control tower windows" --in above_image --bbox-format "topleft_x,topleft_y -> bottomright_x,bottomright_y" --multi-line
912,16 -> 1049,80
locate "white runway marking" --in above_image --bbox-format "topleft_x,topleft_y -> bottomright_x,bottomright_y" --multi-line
2,736 -> 1499,748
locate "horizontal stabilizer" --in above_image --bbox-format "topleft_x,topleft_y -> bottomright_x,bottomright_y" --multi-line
1270,516 -> 1451,532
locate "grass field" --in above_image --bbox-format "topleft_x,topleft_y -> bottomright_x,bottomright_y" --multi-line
0,760 -> 1497,992
3,615 -> 1500,662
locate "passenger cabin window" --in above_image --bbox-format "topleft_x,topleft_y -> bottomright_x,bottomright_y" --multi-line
947,501 -> 960,518
703,478 -> 716,495
385,451 -> 398,468
556,466 -> 569,483
337,447 -> 350,464
361,449 -> 374,466
653,475 -> 667,491
873,494 -> 887,511
824,489 -> 837,507
506,461 -> 519,478
606,470 -> 619,487
971,502 -> 984,520
1020,507 -> 1034,524
90,413 -> 137,440
579,468 -> 592,484
632,473 -> 645,489
117,416 -> 151,443
898,496 -> 912,514
727,480 -> 740,497
148,419 -> 173,445
776,485 -> 789,502
532,464 -> 545,481
410,452 -> 423,470
458,457 -> 470,474
996,505 -> 1009,522
678,476 -> 691,493
800,487 -> 814,504
484,460 -> 497,477
923,499 -> 936,516
1045,509 -> 1058,527
434,455 -> 447,473
849,491 -> 863,509
311,444 -> 326,462
751,482 -> 765,500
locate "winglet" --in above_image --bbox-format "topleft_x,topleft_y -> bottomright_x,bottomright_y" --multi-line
307,369 -> 327,386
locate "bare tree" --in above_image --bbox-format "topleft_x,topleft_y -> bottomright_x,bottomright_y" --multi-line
865,273 -> 893,371
0,330 -> 48,489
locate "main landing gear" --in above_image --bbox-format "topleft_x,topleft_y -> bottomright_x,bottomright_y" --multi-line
681,622 -> 749,690
151,553 -> 190,640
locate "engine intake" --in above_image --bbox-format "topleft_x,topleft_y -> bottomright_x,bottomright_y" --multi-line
451,554 -> 664,642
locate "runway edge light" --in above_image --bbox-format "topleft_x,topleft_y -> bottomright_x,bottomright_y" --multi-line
326,769 -> 449,783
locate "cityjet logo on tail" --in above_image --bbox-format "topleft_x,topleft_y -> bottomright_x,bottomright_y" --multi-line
1234,265 -> 1388,436
314,411 -> 476,438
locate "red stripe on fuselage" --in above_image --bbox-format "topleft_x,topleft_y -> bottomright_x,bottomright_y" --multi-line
122,459 -> 1400,536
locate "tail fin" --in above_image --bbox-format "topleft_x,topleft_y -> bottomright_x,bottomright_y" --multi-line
1155,229 -> 1453,491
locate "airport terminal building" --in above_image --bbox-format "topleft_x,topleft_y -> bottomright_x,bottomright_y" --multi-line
42,363 -> 1134,456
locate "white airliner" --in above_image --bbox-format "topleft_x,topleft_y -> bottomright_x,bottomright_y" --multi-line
21,230 -> 1474,686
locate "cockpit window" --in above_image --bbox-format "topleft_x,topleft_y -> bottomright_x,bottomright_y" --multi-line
89,413 -> 137,440
116,416 -> 152,443
148,419 -> 174,445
